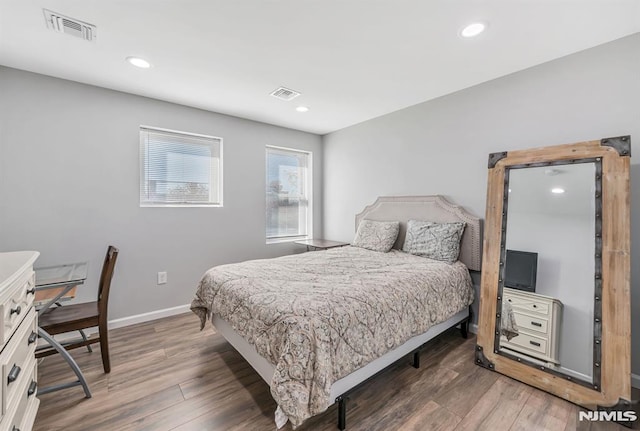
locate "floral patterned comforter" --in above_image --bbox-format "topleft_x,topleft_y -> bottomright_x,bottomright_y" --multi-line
191,246 -> 473,427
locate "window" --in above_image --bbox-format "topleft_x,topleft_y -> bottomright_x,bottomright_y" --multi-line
140,126 -> 222,207
266,146 -> 312,242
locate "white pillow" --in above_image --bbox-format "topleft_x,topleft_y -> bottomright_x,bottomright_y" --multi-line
352,220 -> 400,252
402,220 -> 465,263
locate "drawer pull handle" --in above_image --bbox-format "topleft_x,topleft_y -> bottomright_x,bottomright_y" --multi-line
28,380 -> 37,397
507,299 -> 512,302
26,288 -> 35,295
7,364 -> 21,384
531,321 -> 542,327
12,426 -> 20,431
532,304 -> 537,308
28,331 -> 37,345
10,305 -> 21,316
529,341 -> 541,347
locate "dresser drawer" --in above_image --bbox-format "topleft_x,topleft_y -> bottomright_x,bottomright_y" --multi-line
0,307 -> 37,419
1,358 -> 37,431
0,273 -> 35,349
504,293 -> 549,316
513,312 -> 549,336
0,251 -> 40,431
502,331 -> 548,356
15,396 -> 39,431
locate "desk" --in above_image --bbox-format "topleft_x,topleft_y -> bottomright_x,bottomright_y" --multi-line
35,262 -> 92,397
35,262 -> 87,311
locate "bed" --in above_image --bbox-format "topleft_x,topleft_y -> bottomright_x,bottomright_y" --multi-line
191,195 -> 482,429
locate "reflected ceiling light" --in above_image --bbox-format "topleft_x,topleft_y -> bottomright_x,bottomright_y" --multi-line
460,22 -> 486,38
126,56 -> 151,68
296,106 -> 309,113
551,188 -> 565,194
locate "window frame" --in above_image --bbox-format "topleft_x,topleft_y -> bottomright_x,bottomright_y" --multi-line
139,125 -> 224,208
265,145 -> 313,244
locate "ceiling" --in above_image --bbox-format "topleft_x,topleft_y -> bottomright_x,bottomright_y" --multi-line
1,1 -> 639,135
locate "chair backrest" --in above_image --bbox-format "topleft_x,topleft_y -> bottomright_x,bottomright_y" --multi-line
97,246 -> 118,321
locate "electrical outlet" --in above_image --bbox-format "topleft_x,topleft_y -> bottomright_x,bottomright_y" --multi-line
157,271 -> 167,285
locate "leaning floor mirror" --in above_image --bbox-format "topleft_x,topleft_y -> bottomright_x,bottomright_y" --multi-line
475,136 -> 632,414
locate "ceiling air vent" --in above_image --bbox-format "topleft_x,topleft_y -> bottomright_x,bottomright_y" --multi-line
269,87 -> 301,101
43,9 -> 96,42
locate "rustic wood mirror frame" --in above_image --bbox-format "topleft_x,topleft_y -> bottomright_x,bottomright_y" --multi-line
476,136 -> 632,411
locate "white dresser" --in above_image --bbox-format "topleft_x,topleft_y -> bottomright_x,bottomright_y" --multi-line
0,252 -> 40,431
501,287 -> 563,366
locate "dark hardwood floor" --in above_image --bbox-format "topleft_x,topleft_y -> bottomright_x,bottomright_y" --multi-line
34,313 -> 638,430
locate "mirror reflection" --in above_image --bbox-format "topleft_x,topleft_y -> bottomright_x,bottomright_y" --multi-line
498,162 -> 596,384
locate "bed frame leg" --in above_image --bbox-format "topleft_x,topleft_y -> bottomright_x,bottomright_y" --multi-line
460,319 -> 469,339
412,350 -> 420,368
460,305 -> 472,339
337,396 -> 347,430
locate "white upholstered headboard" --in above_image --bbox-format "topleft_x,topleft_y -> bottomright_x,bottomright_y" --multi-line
355,195 -> 482,271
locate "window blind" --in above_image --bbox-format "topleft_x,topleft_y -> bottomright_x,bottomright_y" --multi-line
140,127 -> 222,206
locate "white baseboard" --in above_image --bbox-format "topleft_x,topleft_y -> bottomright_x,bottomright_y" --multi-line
47,304 -> 191,343
632,373 -> 640,389
107,304 -> 191,330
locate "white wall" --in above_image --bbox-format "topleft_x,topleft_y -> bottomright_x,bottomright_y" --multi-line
0,66 -> 322,320
323,34 -> 640,375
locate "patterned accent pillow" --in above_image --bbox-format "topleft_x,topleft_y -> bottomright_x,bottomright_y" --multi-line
352,220 -> 400,252
402,220 -> 466,263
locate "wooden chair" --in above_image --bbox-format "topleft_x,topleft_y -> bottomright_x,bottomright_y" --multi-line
36,246 -> 118,373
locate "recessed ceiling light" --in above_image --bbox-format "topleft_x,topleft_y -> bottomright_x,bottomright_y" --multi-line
126,56 -> 151,69
551,188 -> 565,194
296,106 -> 309,113
460,22 -> 486,38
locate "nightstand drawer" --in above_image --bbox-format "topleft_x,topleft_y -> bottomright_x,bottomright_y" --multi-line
501,287 -> 562,365
513,313 -> 549,336
504,291 -> 550,316
502,331 -> 548,356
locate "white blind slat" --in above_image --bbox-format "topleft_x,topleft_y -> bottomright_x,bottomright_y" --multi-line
140,127 -> 222,206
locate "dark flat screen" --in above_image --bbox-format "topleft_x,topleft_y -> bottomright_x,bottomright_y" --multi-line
504,249 -> 538,292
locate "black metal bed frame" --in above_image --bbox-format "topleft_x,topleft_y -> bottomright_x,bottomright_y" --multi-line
333,305 -> 472,430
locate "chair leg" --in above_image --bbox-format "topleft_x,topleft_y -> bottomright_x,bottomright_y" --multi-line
38,328 -> 92,398
79,329 -> 93,352
98,322 -> 111,373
